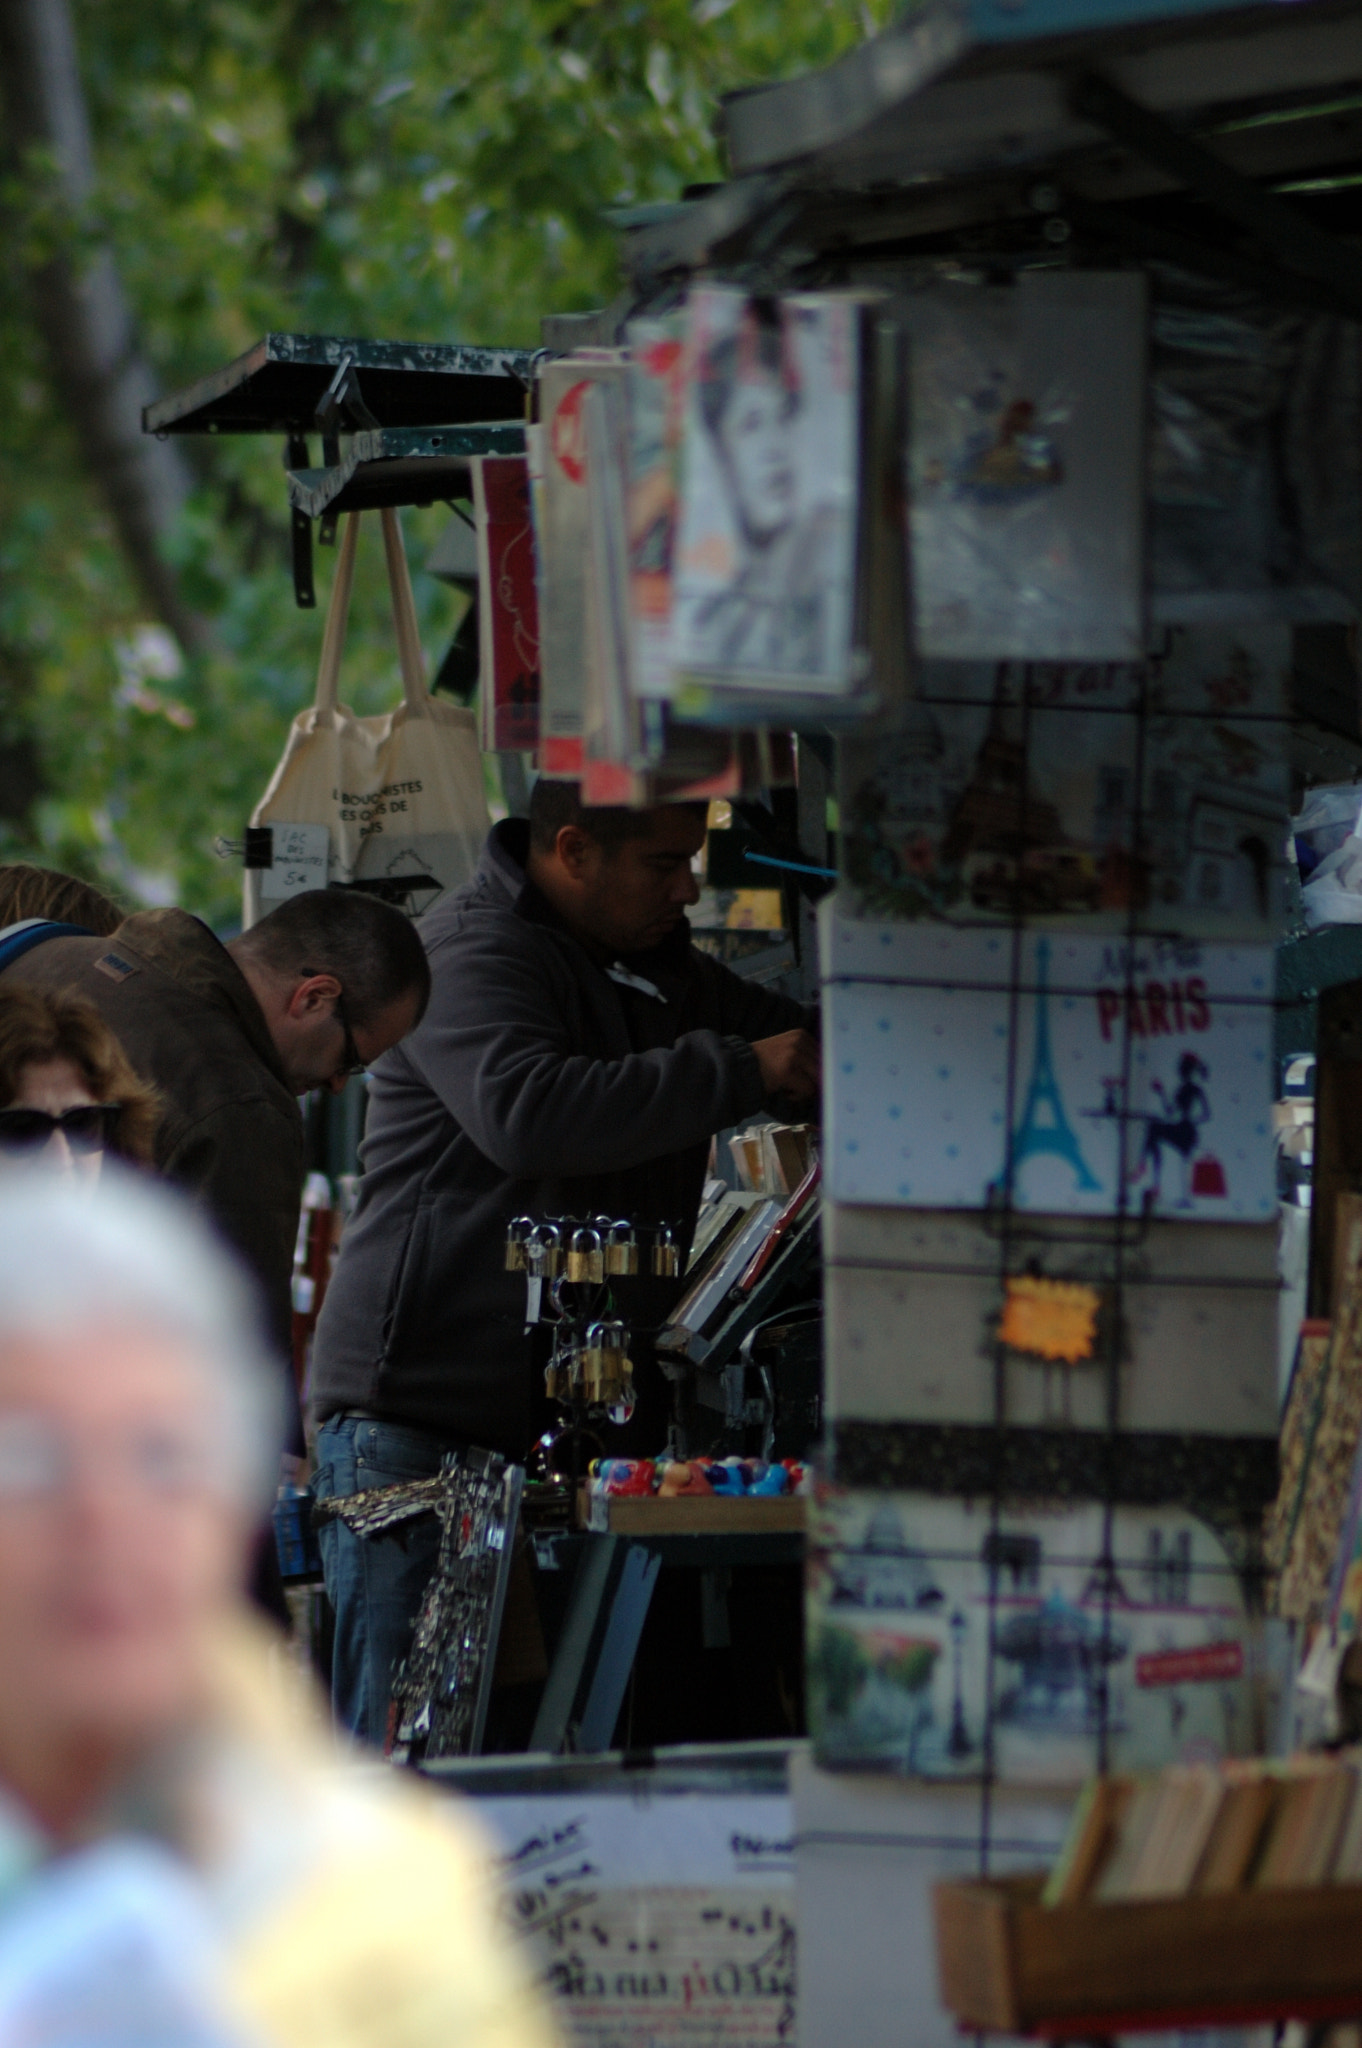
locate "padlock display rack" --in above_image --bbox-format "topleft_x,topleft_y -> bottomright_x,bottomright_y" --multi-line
506,1213 -> 684,1467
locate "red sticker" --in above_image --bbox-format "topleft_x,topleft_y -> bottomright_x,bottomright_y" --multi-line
1135,1641 -> 1243,1688
550,380 -> 590,483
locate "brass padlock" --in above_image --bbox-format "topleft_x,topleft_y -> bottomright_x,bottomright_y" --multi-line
505,1216 -> 534,1272
582,1321 -> 631,1406
651,1224 -> 680,1278
580,1325 -> 604,1404
566,1225 -> 604,1284
605,1221 -> 638,1277
601,1320 -> 632,1408
532,1223 -> 563,1277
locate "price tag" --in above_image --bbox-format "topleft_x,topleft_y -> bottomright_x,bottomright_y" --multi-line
261,822 -> 330,900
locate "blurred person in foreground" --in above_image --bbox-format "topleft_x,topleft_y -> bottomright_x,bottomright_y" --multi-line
0,985 -> 158,1180
0,1170 -> 560,2048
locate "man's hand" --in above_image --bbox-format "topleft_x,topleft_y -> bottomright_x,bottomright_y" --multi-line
753,1029 -> 821,1104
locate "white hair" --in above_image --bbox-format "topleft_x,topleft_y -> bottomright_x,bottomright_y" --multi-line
0,1168 -> 283,1507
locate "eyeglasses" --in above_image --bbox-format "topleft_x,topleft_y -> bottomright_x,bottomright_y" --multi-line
0,1105 -> 118,1155
331,989 -> 366,1078
0,1412 -> 212,1502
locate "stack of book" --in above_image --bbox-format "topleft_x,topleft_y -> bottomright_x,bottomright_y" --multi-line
1045,1756 -> 1362,1908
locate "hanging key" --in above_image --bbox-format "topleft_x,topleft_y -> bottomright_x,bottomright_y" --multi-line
566,1225 -> 604,1284
524,1232 -> 548,1328
604,1321 -> 635,1424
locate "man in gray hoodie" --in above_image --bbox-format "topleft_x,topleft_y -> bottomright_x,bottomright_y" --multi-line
311,782 -> 819,1742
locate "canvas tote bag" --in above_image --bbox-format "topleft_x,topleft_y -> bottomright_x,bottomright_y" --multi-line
244,507 -> 489,927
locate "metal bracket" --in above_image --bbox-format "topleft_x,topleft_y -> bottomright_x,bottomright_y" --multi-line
313,350 -> 381,436
528,1536 -> 661,1754
1071,72 -> 1362,321
284,435 -> 315,608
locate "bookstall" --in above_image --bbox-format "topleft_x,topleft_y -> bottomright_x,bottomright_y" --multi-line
142,2 -> 1362,2042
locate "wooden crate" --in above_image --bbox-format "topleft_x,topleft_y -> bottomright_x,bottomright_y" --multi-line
934,1873 -> 1362,2036
595,1496 -> 806,1535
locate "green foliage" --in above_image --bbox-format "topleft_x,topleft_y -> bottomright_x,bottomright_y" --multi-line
0,0 -> 887,925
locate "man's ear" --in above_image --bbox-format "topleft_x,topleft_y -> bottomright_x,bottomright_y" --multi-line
286,972 -> 340,1021
555,826 -> 596,880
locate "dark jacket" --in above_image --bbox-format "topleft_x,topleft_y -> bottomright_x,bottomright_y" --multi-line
3,909 -> 304,1359
310,820 -> 808,1456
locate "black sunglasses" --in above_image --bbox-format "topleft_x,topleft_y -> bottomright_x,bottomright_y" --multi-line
0,1104 -> 118,1154
332,990 -> 365,1077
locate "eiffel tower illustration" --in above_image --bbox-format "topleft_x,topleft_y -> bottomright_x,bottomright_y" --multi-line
1002,938 -> 1100,1195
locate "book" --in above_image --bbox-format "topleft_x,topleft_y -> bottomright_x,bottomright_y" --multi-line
1093,1776 -> 1166,1903
582,377 -> 642,769
1191,1770 -> 1277,1893
1043,1775 -> 1134,1908
535,352 -> 627,776
671,287 -> 863,701
1254,1764 -> 1337,1889
1123,1766 -> 1226,1901
1279,1203 -> 1362,1624
1331,1762 -> 1362,1880
1294,1765 -> 1357,1886
904,269 -> 1147,662
838,623 -> 1291,939
471,455 -> 540,754
624,314 -> 686,704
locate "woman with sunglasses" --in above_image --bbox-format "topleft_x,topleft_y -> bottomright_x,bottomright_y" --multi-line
0,986 -> 158,1179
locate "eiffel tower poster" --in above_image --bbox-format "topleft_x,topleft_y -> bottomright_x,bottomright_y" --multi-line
995,937 -> 1101,1204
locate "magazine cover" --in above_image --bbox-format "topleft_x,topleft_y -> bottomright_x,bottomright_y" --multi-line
625,313 -> 687,703
583,378 -> 641,767
906,270 -> 1147,662
808,1489 -> 1262,1783
536,354 -> 626,776
471,455 -> 540,754
823,921 -> 1276,1221
840,625 -> 1290,939
671,288 -> 862,696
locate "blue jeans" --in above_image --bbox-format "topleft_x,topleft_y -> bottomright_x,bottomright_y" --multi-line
313,1415 -> 455,1747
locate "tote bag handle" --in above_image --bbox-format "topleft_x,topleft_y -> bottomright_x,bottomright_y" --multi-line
312,508 -> 432,719
380,506 -> 433,718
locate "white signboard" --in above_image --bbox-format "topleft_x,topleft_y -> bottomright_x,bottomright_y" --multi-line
479,1792 -> 794,2047
260,820 -> 330,900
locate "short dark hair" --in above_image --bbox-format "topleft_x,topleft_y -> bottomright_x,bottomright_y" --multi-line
529,780 -> 707,856
237,890 -> 431,1028
698,304 -> 795,443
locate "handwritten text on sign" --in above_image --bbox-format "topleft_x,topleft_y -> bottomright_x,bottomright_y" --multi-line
488,1796 -> 796,2047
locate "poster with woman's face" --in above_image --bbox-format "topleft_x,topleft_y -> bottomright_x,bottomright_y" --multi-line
671,287 -> 861,694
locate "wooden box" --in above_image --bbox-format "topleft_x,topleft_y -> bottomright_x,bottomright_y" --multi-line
596,1495 -> 806,1535
934,1873 -> 1362,2036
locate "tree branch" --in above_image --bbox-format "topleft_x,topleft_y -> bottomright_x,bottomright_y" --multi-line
0,0 -> 211,655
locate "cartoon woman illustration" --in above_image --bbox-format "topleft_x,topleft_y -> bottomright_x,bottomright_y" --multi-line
1131,1052 -> 1212,1206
